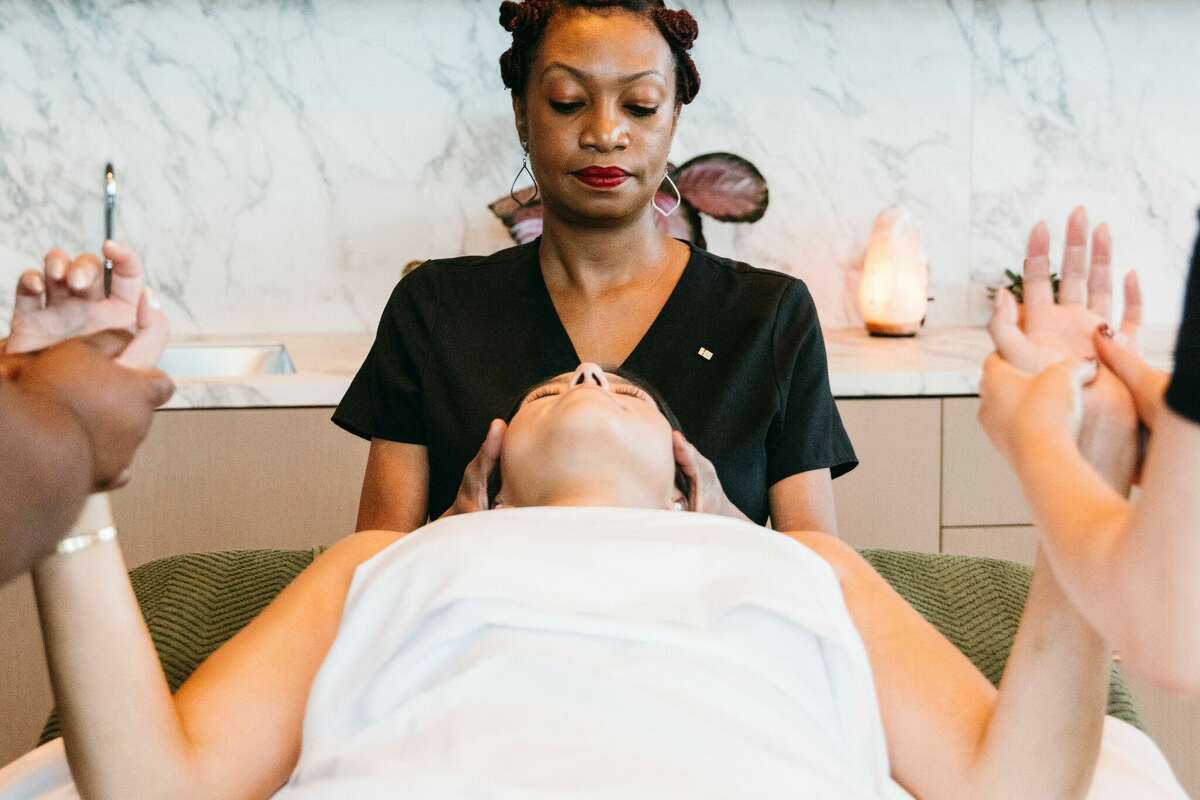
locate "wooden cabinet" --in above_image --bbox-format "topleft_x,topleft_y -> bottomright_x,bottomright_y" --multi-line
941,526 -> 1039,566
941,398 -> 1032,527
833,399 -> 941,553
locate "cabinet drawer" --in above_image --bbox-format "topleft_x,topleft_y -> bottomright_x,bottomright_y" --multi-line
833,398 -> 940,553
941,525 -> 1038,566
942,398 -> 1033,527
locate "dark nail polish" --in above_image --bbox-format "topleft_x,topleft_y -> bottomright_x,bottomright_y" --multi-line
1098,323 -> 1114,339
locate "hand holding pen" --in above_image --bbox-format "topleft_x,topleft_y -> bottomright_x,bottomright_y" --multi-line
8,240 -> 151,356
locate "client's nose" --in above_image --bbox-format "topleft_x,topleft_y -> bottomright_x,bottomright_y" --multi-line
569,362 -> 611,392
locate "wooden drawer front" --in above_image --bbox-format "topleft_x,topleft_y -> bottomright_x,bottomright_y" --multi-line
942,398 -> 1033,527
833,399 -> 941,553
941,525 -> 1038,566
112,407 -> 369,569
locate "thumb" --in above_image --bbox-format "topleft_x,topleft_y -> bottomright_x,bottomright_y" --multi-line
480,419 -> 506,463
987,288 -> 1042,369
1094,325 -> 1152,392
78,328 -> 135,359
139,367 -> 176,408
116,289 -> 170,370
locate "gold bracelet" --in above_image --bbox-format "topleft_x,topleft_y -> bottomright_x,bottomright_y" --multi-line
54,526 -> 117,555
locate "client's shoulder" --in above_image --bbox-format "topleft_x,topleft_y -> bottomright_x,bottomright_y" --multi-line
308,530 -> 407,583
778,529 -> 868,584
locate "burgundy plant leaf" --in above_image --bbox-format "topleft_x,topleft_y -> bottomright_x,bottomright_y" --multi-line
652,192 -> 705,249
673,152 -> 768,223
489,186 -> 544,244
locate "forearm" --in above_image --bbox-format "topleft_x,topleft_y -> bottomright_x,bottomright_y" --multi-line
1010,428 -> 1135,634
966,548 -> 1109,799
1116,408 -> 1200,690
0,380 -> 92,583
32,497 -> 200,799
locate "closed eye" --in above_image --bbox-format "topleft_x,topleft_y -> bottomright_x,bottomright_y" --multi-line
613,384 -> 656,405
626,105 -> 658,117
523,385 -> 563,403
549,100 -> 584,114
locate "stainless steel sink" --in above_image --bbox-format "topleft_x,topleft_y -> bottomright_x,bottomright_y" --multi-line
157,344 -> 295,379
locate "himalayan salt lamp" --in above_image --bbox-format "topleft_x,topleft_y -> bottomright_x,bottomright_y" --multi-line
858,206 -> 929,337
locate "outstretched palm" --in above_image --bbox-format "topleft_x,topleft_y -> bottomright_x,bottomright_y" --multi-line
5,242 -> 144,355
988,207 -> 1140,465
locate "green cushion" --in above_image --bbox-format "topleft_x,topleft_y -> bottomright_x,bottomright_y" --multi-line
39,547 -> 1139,744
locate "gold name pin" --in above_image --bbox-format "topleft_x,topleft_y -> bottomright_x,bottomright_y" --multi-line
697,347 -> 713,361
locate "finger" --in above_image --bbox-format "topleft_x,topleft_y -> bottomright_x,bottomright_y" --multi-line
43,249 -> 72,304
481,419 -> 506,463
101,469 -> 133,492
1086,223 -> 1113,319
1095,323 -> 1163,421
115,290 -> 171,370
1022,220 -> 1055,311
101,240 -> 146,305
66,254 -> 104,300
14,269 -> 46,315
1059,206 -> 1089,305
987,288 -> 1044,367
0,353 -> 29,380
78,328 -> 136,358
1119,271 -> 1142,339
673,432 -> 702,508
138,367 -> 176,409
672,432 -> 700,480
979,352 -> 1033,406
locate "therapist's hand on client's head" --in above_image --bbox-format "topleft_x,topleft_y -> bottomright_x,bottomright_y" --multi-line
5,241 -> 147,356
440,418 -> 508,519
0,291 -> 173,490
496,363 -> 683,511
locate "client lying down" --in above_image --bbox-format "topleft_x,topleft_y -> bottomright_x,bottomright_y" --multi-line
25,364 -> 1176,798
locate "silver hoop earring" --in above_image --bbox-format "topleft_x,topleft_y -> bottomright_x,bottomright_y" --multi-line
653,171 -> 681,218
511,150 -> 540,208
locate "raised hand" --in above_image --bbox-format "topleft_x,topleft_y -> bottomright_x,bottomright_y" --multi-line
6,241 -> 146,355
989,207 -> 1140,373
986,206 -> 1141,491
0,328 -> 174,490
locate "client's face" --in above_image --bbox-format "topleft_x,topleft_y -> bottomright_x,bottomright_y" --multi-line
500,363 -> 678,509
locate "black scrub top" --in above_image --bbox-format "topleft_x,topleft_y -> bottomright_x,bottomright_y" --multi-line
333,238 -> 857,524
1165,209 -> 1200,423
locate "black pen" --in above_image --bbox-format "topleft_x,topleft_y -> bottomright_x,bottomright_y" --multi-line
104,163 -> 116,297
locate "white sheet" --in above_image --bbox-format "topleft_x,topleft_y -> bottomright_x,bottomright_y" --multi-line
0,507 -> 1187,799
281,507 -> 907,798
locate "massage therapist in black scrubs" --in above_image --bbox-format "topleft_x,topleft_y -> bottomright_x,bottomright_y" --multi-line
333,0 -> 857,533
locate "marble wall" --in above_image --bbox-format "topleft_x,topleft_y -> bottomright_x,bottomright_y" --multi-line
1,0 -> 1197,335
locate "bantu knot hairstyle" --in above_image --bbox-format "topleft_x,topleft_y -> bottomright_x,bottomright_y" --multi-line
498,0 -> 701,105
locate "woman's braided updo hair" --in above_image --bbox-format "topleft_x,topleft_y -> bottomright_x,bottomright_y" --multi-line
498,0 -> 701,105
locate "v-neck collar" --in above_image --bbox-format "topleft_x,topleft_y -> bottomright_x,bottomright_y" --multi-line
527,237 -> 699,370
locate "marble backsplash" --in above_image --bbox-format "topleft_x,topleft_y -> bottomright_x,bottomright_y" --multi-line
0,0 -> 1197,335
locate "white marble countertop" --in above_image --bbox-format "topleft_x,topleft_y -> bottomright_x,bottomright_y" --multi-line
162,326 -> 1178,409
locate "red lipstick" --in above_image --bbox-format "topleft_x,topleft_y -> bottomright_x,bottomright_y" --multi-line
574,166 -> 631,189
